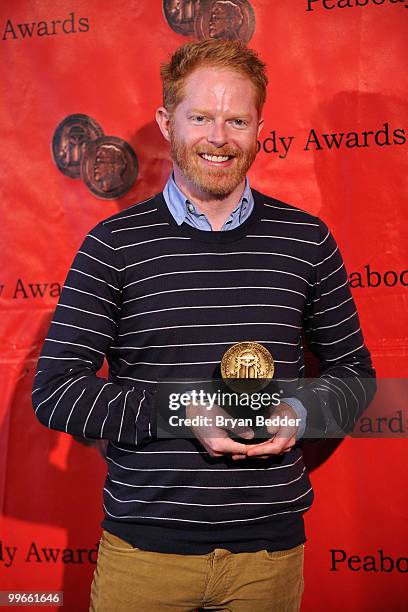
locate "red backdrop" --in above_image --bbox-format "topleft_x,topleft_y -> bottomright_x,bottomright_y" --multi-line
1,1 -> 407,610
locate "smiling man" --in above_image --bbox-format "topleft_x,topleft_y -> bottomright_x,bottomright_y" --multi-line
33,40 -> 375,611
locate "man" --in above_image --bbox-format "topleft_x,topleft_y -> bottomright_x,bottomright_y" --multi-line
32,39 -> 375,611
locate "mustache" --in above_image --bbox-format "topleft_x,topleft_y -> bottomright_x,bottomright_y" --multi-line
194,146 -> 241,157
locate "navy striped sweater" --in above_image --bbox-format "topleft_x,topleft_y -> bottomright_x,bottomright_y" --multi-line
32,189 -> 375,553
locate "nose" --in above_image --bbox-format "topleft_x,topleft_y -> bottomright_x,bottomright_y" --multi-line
207,120 -> 228,148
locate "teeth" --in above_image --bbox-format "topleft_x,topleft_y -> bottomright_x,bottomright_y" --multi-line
201,154 -> 230,162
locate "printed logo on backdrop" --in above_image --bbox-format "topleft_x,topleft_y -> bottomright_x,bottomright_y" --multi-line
52,115 -> 139,199
257,122 -> 407,159
163,0 -> 255,42
1,12 -> 89,41
306,0 -> 408,12
330,549 -> 408,573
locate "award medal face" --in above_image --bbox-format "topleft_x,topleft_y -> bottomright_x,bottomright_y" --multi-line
80,136 -> 138,199
221,342 -> 274,392
52,114 -> 104,179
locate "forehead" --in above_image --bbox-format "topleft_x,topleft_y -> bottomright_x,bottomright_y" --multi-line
179,66 -> 257,112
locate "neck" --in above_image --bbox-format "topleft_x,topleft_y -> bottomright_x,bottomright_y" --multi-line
173,166 -> 246,231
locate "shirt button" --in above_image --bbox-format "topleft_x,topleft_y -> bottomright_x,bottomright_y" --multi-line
187,203 -> 195,213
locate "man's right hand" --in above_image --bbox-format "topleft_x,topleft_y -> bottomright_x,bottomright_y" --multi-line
186,401 -> 254,460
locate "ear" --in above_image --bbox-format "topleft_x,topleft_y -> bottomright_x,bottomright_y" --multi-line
156,107 -> 172,142
257,117 -> 264,138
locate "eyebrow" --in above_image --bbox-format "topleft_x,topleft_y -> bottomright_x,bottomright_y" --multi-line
187,108 -> 253,120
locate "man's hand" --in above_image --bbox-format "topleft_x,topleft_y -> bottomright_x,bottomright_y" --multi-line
245,402 -> 300,458
186,401 -> 254,460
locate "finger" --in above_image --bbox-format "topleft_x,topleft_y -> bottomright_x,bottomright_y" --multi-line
231,454 -> 247,460
209,437 -> 253,456
246,436 -> 295,456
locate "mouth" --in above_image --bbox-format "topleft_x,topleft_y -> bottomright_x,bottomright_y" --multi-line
198,152 -> 235,166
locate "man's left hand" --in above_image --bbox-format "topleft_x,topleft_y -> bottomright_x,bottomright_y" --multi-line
240,402 -> 300,459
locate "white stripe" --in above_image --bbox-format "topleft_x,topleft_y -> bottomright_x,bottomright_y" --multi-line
118,356 -> 301,367
66,388 -> 86,431
118,321 -> 301,337
318,230 -> 331,246
111,340 -> 298,350
48,376 -> 87,427
308,296 -> 353,317
104,486 -> 312,507
102,503 -> 312,524
307,278 -> 349,305
64,286 -> 119,309
312,386 -> 342,425
307,311 -> 357,332
117,236 -> 192,251
261,218 -> 319,227
320,279 -> 349,298
121,253 -> 315,283
120,357 -> 219,367
124,267 -> 312,291
106,455 -> 303,472
325,375 -> 359,409
134,389 -> 146,445
83,383 -> 113,436
103,206 -> 157,224
116,376 -> 158,384
101,391 -> 122,438
39,356 -> 93,364
118,388 -> 133,442
316,246 -> 338,267
342,370 -> 367,403
110,444 -> 209,454
52,320 -> 114,340
121,303 -> 302,320
111,223 -> 169,233
263,203 -> 309,214
123,285 -> 306,305
78,250 -> 122,271
57,303 -> 118,326
248,234 -> 319,246
319,262 -> 344,283
45,338 -> 106,356
71,268 -> 120,291
87,234 -> 115,250
108,469 -> 306,489
323,343 -> 365,362
35,377 -> 75,414
309,327 -> 361,346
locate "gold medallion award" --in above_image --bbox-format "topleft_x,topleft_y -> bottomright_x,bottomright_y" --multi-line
221,342 -> 274,392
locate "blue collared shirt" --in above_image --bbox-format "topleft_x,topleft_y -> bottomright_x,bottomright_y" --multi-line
162,172 -> 307,439
163,174 -> 254,231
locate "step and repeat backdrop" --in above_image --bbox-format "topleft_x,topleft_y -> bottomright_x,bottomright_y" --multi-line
1,1 -> 407,610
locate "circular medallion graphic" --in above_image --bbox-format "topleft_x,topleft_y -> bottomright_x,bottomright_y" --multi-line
163,0 -> 198,35
163,0 -> 255,43
52,114 -> 104,179
221,342 -> 275,392
195,0 -> 255,43
80,136 -> 139,200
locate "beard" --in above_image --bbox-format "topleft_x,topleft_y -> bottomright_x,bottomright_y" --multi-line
169,125 -> 257,199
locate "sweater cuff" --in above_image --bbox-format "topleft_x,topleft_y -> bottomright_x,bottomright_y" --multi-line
281,397 -> 307,440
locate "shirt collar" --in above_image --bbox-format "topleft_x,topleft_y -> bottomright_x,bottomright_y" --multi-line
163,173 -> 253,230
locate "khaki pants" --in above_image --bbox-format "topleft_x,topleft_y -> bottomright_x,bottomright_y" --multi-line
90,530 -> 304,612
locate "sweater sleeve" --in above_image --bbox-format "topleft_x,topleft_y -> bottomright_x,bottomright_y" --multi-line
32,222 -> 157,445
297,220 -> 376,437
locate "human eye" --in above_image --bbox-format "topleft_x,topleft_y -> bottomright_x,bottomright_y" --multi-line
190,114 -> 207,124
230,118 -> 249,128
